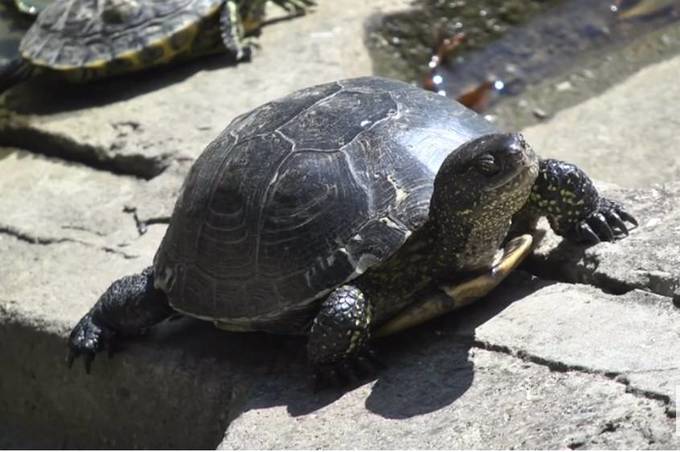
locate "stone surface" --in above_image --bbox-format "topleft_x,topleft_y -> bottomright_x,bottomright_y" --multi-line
456,274 -> 680,408
222,343 -> 677,449
527,182 -> 680,301
0,149 -> 141,252
523,56 -> 680,188
1,0 -> 680,448
220,272 -> 680,449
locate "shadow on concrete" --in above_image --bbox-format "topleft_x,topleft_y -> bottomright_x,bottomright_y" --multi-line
0,12 -> 305,116
231,271 -> 551,422
2,53 -> 239,116
0,273 -> 550,448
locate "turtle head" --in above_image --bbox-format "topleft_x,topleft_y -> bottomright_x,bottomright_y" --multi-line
430,132 -> 539,269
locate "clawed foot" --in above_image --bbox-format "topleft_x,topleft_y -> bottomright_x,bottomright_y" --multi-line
66,313 -> 117,373
312,348 -> 385,391
570,198 -> 638,244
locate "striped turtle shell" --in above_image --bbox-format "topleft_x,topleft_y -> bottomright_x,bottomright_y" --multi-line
19,0 -> 223,72
153,76 -> 497,332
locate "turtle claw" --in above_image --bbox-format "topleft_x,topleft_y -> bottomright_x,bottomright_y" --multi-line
589,212 -> 614,241
573,198 -> 638,244
617,209 -> 638,227
574,222 -> 600,244
66,313 -> 116,373
603,210 -> 628,235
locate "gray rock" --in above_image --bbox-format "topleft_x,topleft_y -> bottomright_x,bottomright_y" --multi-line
527,182 -> 680,301
1,0 -> 679,447
523,56 -> 680,188
0,149 -> 142,254
454,274 -> 680,409
222,344 -> 677,449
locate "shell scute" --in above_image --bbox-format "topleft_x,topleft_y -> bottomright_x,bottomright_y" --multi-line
20,0 -> 222,69
155,77 -> 499,330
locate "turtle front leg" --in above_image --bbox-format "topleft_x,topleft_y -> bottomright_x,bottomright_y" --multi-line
514,159 -> 638,243
221,1 -> 253,61
307,285 -> 382,388
220,0 -> 315,61
67,266 -> 173,372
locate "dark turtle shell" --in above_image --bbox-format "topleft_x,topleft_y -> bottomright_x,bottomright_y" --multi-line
19,0 -> 222,70
153,76 -> 497,330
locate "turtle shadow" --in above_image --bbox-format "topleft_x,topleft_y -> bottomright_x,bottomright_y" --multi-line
0,11 -> 305,115
11,272 -> 551,448
2,52 -> 239,115
233,272 -> 550,423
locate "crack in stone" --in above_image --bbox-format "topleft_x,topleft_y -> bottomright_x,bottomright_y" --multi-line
0,226 -> 72,246
123,206 -> 170,236
0,113 -> 167,179
0,225 -> 138,259
523,252 -> 680,309
60,225 -> 107,237
466,337 -> 676,418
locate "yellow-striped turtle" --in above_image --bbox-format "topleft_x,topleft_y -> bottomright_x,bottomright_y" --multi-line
66,77 -> 637,386
0,0 -> 314,93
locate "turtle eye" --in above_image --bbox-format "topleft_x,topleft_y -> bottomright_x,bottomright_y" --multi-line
474,153 -> 500,176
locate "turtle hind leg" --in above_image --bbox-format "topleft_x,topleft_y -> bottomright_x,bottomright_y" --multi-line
0,58 -> 34,95
67,266 -> 173,373
307,285 -> 383,389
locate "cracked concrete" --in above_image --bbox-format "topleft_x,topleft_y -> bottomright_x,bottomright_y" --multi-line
527,182 -> 680,302
1,0 -> 680,448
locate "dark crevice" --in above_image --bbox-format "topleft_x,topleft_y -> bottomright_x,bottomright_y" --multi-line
123,206 -> 170,235
0,226 -> 72,246
0,225 -> 138,259
468,337 -> 675,416
0,115 -> 167,179
523,249 -> 680,307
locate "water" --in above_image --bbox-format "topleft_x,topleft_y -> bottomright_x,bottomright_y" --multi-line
367,0 -> 680,124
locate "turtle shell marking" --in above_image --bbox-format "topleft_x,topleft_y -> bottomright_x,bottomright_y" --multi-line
20,0 -> 222,69
155,77 -> 498,328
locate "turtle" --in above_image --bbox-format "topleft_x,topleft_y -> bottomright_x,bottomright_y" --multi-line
0,0 -> 314,93
67,76 -> 637,384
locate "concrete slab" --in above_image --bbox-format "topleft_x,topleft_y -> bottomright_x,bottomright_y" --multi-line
527,182 -> 680,301
0,149 -> 141,252
454,274 -> 680,408
1,0 -> 679,448
523,56 -> 680,188
222,344 -> 677,449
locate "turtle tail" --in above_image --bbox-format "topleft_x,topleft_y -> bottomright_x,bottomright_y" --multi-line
0,58 -> 33,94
